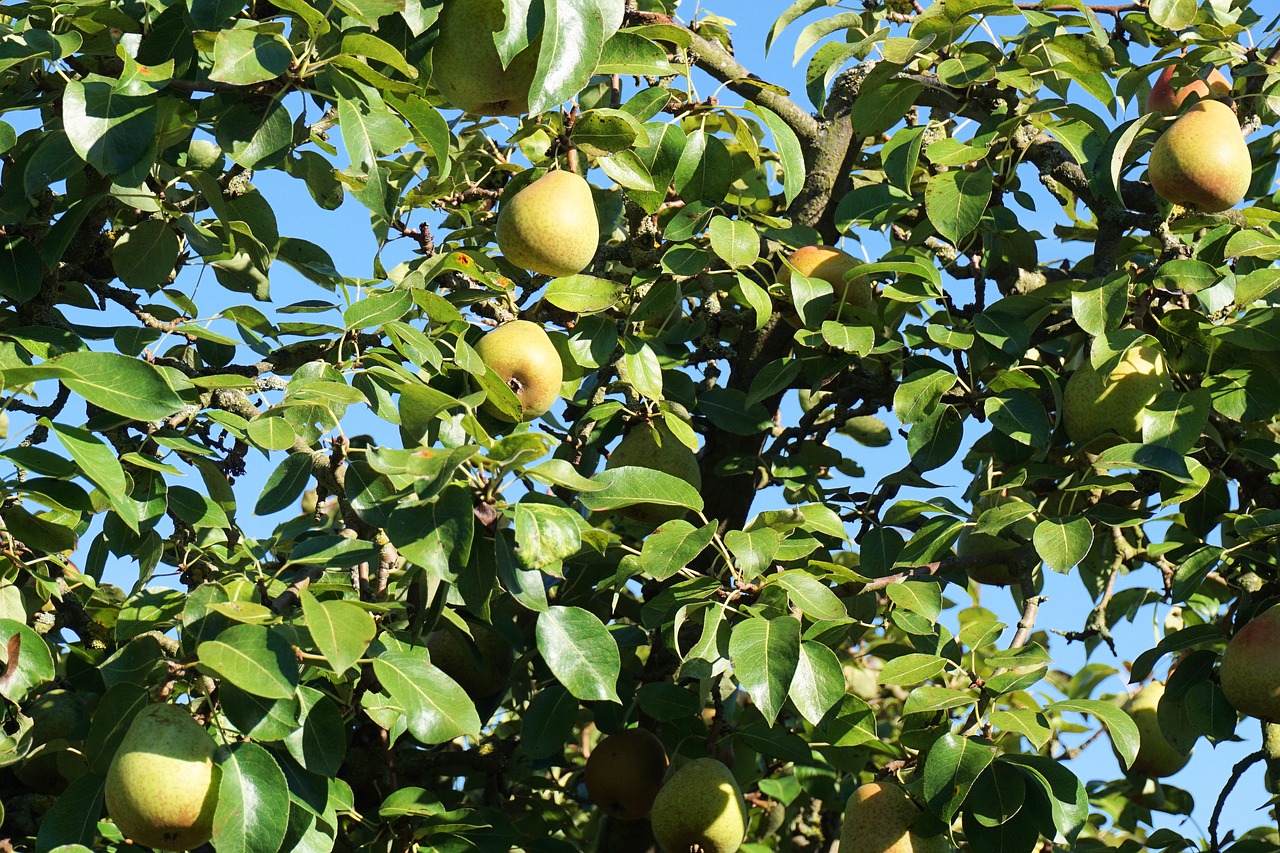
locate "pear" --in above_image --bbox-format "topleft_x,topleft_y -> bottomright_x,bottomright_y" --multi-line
104,704 -> 220,852
1149,99 -> 1251,213
497,171 -> 600,277
426,618 -> 515,700
957,530 -> 1027,586
1063,344 -> 1169,444
1118,681 -> 1191,777
649,758 -> 747,853
430,0 -> 540,116
840,781 -> 949,853
1220,605 -> 1280,720
585,728 -> 669,820
605,419 -> 701,525
476,320 -> 563,422
1147,65 -> 1232,116
779,245 -> 873,326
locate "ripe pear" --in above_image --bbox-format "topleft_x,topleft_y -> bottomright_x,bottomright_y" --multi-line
1149,99 -> 1251,213
430,0 -> 539,116
779,245 -> 873,326
497,171 -> 600,277
1063,344 -> 1169,444
104,704 -> 220,852
1220,605 -> 1280,720
650,758 -> 747,853
840,781 -> 949,853
605,420 -> 701,525
427,619 -> 515,701
585,728 -> 669,820
1147,65 -> 1232,116
476,320 -> 563,421
1119,681 -> 1191,777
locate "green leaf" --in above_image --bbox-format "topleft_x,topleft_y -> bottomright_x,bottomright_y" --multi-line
925,167 -> 993,245
198,624 -> 299,699
639,520 -> 717,580
255,452 -> 313,516
789,641 -> 843,725
1149,0 -> 1195,29
572,108 -> 644,156
770,571 -> 846,621
544,275 -> 624,313
728,616 -> 801,726
111,219 -> 179,290
923,733 -> 997,823
985,390 -> 1050,447
1033,517 -> 1093,573
284,685 -> 346,776
536,606 -> 621,703
1051,699 -> 1139,771
0,237 -> 43,303
220,684 -> 300,741
49,421 -> 139,532
1071,274 -> 1126,337
213,742 -> 290,853
343,289 -> 413,330
216,96 -> 293,170
528,0 -> 606,114
521,686 -> 579,760
724,527 -> 781,580
374,647 -> 481,743
515,498 -> 583,570
210,27 -> 292,85
50,351 -> 184,422
34,773 -> 105,851
622,338 -> 663,401
747,103 -> 806,207
84,684 -> 148,773
1002,754 -> 1089,843
338,94 -> 412,177
878,653 -> 948,687
301,591 -> 376,675
0,619 -> 53,704
385,486 -> 474,584
708,216 -> 759,268
62,77 -> 157,179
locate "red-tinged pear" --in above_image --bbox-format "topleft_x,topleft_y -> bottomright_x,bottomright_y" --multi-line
839,781 -> 949,853
1149,99 -> 1251,212
585,729 -> 669,820
1146,65 -> 1232,116
779,245 -> 873,327
430,0 -> 539,116
650,758 -> 747,853
476,320 -> 563,422
104,704 -> 220,852
605,420 -> 701,525
497,171 -> 600,277
1119,680 -> 1191,777
1220,605 -> 1280,720
1063,344 -> 1169,443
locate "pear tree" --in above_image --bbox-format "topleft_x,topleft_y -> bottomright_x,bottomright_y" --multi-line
2,1 -> 1280,852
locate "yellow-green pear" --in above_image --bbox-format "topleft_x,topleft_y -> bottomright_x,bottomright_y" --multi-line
105,704 -> 220,852
1147,65 -> 1232,116
1220,605 -> 1280,720
427,619 -> 515,700
779,245 -> 873,326
1149,99 -> 1251,212
1119,681 -> 1191,777
497,171 -> 600,277
1063,344 -> 1169,444
650,758 -> 747,853
605,420 -> 701,525
840,781 -> 949,853
430,0 -> 540,116
585,728 -> 670,820
476,320 -> 563,421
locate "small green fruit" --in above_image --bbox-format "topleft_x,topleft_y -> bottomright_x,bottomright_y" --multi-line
430,0 -> 539,116
476,320 -> 564,422
426,619 -> 515,701
1063,344 -> 1169,444
605,420 -> 701,525
650,758 -> 747,853
184,139 -> 223,171
585,728 -> 669,820
1120,680 -> 1191,777
840,781 -> 948,853
1149,99 -> 1251,212
497,171 -> 600,277
1220,605 -> 1280,720
104,704 -> 220,852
